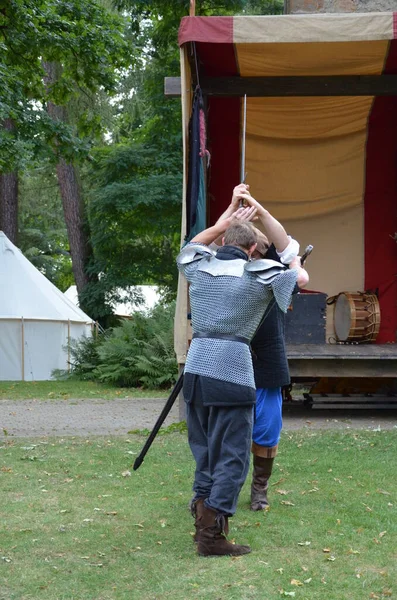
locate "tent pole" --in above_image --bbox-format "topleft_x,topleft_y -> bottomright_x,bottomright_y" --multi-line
67,319 -> 71,372
189,0 -> 195,17
21,317 -> 25,381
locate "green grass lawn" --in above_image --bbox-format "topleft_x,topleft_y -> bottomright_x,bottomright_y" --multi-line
0,380 -> 166,401
1,429 -> 396,600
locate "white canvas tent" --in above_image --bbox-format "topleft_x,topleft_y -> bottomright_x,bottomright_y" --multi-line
0,231 -> 94,381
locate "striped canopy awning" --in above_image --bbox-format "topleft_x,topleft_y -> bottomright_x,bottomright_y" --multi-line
176,12 -> 397,349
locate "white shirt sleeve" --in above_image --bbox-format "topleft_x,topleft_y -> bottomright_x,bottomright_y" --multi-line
277,236 -> 300,265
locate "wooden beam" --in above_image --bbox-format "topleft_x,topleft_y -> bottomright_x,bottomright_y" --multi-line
289,358 -> 397,378
165,75 -> 397,97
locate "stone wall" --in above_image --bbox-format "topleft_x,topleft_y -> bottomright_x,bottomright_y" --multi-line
285,0 -> 397,13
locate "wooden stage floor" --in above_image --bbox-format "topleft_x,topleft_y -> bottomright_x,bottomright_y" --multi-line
287,343 -> 397,378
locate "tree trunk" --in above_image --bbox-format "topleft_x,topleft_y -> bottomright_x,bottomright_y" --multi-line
54,158 -> 92,293
43,61 -> 96,301
0,119 -> 18,243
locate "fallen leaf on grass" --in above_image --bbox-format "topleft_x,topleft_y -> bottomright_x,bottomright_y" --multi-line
379,531 -> 387,538
348,548 -> 360,555
276,489 -> 289,495
121,470 -> 131,477
276,568 -> 284,574
323,548 -> 331,553
105,511 -> 117,516
290,579 -> 303,586
281,501 -> 295,506
327,556 -> 336,561
298,541 -> 311,546
271,478 -> 286,487
280,591 -> 295,597
304,578 -> 312,584
377,489 -> 391,496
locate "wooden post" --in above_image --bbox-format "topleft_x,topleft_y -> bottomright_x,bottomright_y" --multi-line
67,319 -> 71,372
189,0 -> 195,17
21,317 -> 25,381
95,321 -> 99,338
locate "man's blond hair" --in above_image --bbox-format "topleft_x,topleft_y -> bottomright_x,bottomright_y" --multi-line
224,221 -> 257,251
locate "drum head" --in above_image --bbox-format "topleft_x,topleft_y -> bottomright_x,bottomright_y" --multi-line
334,294 -> 353,341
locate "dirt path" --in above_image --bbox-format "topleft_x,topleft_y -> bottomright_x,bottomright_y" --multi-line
0,397 -> 396,438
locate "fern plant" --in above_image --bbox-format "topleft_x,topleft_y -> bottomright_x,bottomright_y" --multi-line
93,302 -> 178,388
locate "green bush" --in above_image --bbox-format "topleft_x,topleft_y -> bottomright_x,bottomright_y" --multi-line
53,333 -> 102,381
62,302 -> 178,389
67,333 -> 103,380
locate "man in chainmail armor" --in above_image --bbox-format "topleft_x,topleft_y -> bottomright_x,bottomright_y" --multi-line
177,185 -> 309,557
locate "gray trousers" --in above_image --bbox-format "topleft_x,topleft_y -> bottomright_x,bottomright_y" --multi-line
186,394 -> 253,516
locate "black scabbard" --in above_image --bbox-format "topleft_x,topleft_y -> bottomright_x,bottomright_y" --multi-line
133,372 -> 184,471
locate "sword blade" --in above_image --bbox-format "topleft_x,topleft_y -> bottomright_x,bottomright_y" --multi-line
133,372 -> 184,470
240,94 -> 247,184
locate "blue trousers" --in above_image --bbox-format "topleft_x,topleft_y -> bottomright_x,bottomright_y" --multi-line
252,387 -> 282,454
186,393 -> 253,516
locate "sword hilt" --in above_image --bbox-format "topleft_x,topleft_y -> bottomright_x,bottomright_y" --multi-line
301,244 -> 313,265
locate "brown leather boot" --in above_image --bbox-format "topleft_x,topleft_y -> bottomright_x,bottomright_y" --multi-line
195,504 -> 251,557
250,456 -> 274,511
191,498 -> 229,542
191,497 -> 205,543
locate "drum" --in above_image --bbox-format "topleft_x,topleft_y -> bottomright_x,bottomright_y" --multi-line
333,292 -> 380,343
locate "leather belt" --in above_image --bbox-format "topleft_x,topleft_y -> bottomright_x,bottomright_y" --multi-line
192,332 -> 250,346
